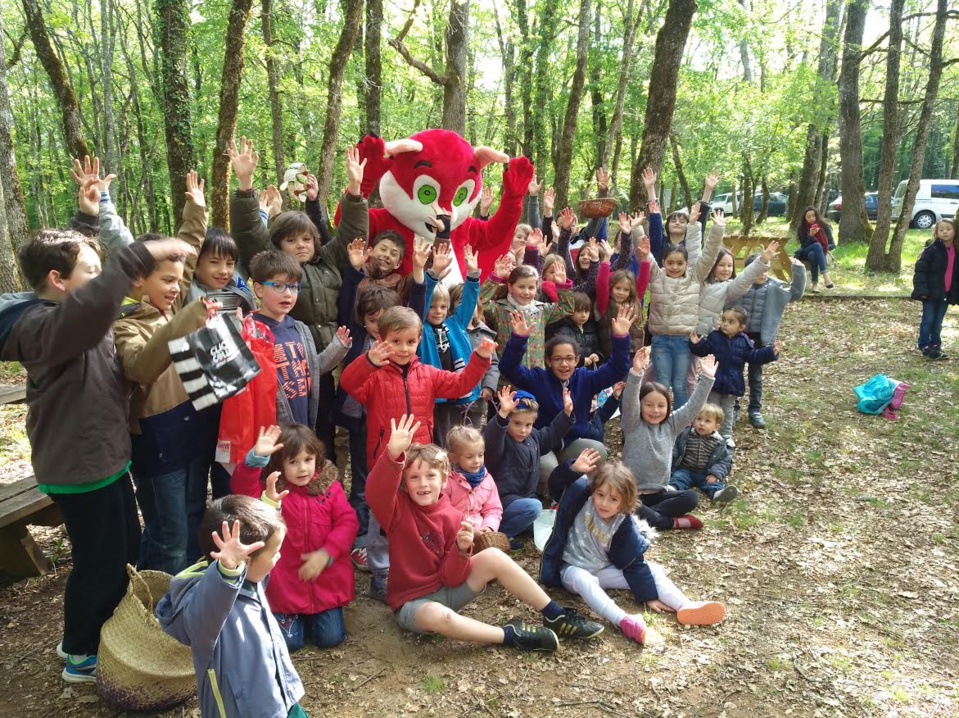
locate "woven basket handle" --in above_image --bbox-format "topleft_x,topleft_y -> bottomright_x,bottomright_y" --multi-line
126,563 -> 155,610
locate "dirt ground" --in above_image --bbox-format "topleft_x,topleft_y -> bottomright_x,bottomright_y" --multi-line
1,298 -> 957,718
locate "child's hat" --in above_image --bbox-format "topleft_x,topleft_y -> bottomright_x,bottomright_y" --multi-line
513,390 -> 537,410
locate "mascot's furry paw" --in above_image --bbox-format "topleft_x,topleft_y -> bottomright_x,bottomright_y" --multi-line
355,135 -> 389,197
502,156 -> 535,197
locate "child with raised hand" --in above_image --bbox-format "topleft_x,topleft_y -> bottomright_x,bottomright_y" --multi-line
230,424 -> 358,650
911,218 -> 958,360
443,426 -> 503,541
621,348 -> 718,531
698,240 -> 778,337
500,306 -> 633,487
448,282 -> 500,427
670,404 -> 737,502
480,253 -> 574,369
596,226 -> 652,358
689,308 -> 781,447
643,206 -> 725,409
419,244 -> 483,446
727,255 -> 805,429
156,496 -> 308,718
543,454 -> 727,644
483,386 -> 574,546
642,168 -> 716,266
367,415 -> 603,650
555,208 -> 602,296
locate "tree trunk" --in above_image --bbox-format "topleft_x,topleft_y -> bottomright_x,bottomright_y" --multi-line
740,162 -> 755,236
627,0 -> 697,211
20,0 -> 90,159
532,1 -> 556,176
513,0 -> 534,158
554,0 -> 592,210
791,0 -> 842,227
156,0 -> 197,220
738,0 -> 752,82
315,0 -> 365,208
493,10 -> 516,155
100,0 -> 119,177
210,0 -> 255,228
868,0 -> 946,272
756,176 -> 769,224
365,0 -> 383,136
669,134 -> 691,210
604,0 -> 635,184
836,0 -> 871,243
0,11 -> 30,261
441,0 -> 468,134
815,128 -> 830,208
262,0 -> 285,180
589,1 -> 606,169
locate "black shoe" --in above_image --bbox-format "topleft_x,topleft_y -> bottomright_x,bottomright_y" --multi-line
928,347 -> 949,360
748,411 -> 767,429
544,607 -> 604,639
504,619 -> 559,652
369,574 -> 388,604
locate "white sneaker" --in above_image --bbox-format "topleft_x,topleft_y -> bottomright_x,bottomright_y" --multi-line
56,641 -> 67,660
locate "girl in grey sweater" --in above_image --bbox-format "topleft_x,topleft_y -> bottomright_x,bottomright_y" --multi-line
620,348 -> 718,530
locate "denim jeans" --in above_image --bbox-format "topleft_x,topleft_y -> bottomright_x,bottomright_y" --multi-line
651,334 -> 693,409
348,428 -> 369,546
797,243 -> 827,283
918,298 -> 949,350
275,608 -> 346,651
499,498 -> 543,538
707,391 -> 737,438
669,467 -> 724,499
133,455 -> 208,574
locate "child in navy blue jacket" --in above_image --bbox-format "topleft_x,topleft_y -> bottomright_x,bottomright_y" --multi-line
500,305 -> 634,488
689,307 -> 780,445
543,455 -> 727,645
483,387 -> 574,547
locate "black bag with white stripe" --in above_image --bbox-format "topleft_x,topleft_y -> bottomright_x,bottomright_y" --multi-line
168,314 -> 260,410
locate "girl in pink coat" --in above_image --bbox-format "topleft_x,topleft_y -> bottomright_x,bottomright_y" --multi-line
442,426 -> 504,534
231,424 -> 358,650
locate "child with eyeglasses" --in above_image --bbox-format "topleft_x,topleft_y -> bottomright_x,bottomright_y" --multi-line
249,250 -> 351,427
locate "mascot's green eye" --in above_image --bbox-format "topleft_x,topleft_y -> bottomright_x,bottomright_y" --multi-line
417,185 -> 437,204
453,187 -> 469,206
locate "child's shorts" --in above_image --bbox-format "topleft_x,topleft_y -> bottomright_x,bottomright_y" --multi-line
395,581 -> 486,634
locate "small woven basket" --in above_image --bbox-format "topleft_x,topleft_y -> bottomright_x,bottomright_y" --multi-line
97,565 -> 196,712
473,531 -> 511,554
578,197 -> 618,219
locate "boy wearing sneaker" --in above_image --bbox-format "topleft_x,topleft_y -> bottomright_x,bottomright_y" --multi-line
669,405 -> 738,504
0,224 -> 195,682
368,415 -> 603,650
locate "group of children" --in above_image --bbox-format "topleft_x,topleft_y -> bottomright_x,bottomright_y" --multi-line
1,147 -> 816,717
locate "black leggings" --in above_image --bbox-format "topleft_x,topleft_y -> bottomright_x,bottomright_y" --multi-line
638,489 -> 699,530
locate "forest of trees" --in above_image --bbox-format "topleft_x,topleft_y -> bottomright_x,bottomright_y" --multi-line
0,0 -> 957,291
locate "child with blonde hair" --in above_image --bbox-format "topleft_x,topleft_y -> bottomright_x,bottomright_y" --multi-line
443,427 -> 503,538
911,218 -> 958,360
670,405 -> 737,502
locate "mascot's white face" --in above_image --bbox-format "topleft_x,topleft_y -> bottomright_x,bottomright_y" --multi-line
379,173 -> 480,242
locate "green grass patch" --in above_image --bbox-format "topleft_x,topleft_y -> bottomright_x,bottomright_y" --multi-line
420,674 -> 446,694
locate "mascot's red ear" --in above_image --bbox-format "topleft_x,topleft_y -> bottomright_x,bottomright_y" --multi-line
474,146 -> 509,170
384,138 -> 423,156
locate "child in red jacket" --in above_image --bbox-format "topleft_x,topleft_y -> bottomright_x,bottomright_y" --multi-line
231,424 -> 358,650
367,415 -> 604,650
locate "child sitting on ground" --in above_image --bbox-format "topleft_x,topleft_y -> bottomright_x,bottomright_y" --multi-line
543,455 -> 726,644
443,426 -> 503,540
366,415 -> 604,650
669,405 -> 737,503
483,387 -> 574,547
156,495 -> 307,717
248,250 -> 351,428
231,424 -> 358,650
621,348 -> 718,531
689,308 -> 781,447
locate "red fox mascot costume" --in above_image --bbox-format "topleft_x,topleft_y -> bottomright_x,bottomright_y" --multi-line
339,130 -> 535,281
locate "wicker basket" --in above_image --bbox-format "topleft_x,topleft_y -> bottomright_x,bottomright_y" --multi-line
577,197 -> 618,219
473,531 -> 511,554
97,565 -> 196,712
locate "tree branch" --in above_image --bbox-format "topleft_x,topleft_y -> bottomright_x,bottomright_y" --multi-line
389,36 -> 448,86
393,0 -> 423,44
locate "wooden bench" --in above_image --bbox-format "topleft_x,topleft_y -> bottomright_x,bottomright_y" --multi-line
0,384 -> 26,405
0,478 -> 62,577
723,235 -> 793,281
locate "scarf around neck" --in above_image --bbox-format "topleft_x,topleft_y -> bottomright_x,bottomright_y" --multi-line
506,294 -> 540,316
456,465 -> 487,488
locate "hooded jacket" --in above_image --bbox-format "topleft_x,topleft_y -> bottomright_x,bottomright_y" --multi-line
420,270 -> 482,404
689,329 -> 778,396
670,426 -> 733,481
727,261 -> 806,346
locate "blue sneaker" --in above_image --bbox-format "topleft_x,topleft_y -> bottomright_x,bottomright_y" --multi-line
62,654 -> 97,683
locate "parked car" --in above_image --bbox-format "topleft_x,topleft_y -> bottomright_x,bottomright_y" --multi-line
707,192 -> 787,217
891,179 -> 959,229
827,192 -> 880,222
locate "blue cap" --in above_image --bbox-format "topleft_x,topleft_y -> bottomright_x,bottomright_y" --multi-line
513,390 -> 537,410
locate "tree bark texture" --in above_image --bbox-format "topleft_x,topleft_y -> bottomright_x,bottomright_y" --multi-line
315,0 -> 365,208
365,0 -> 383,136
628,0 -> 697,211
837,0 -> 871,243
262,0 -> 285,181
875,0 -> 948,273
494,11 -> 517,156
512,0 -> 534,158
589,1 -> 606,169
211,0 -> 255,228
20,0 -> 90,160
554,0 -> 592,211
0,11 -> 30,262
669,134 -> 691,210
156,0 -> 197,221
100,0 -> 119,177
532,0 -> 556,176
604,0 -> 636,183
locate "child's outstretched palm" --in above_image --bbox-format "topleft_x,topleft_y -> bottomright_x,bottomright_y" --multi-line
699,354 -> 718,378
432,242 -> 454,278
210,520 -> 265,570
543,187 -> 556,215
228,137 -> 259,181
760,240 -> 780,264
254,425 -> 285,458
493,253 -> 512,278
387,414 -> 421,460
475,338 -> 497,359
347,238 -> 369,270
611,305 -> 636,336
185,170 -> 206,208
368,340 -> 394,366
632,346 -> 651,374
528,174 -> 542,196
618,213 -> 632,236
497,386 -> 518,417
526,227 -> 544,248
558,207 -> 577,231
412,236 -> 431,272
688,332 -> 701,345
509,310 -> 531,337
480,186 -> 494,215
563,388 -> 574,416
641,167 -> 657,190
688,202 -> 702,225
571,448 -> 601,475
710,208 -> 725,227
264,471 -> 289,504
335,326 -> 351,346
463,244 -> 479,274
345,147 -> 367,194
639,236 -> 651,258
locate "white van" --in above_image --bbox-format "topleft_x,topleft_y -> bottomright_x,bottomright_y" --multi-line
891,179 -> 959,229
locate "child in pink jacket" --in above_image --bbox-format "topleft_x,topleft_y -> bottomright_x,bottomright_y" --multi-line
231,424 -> 358,650
442,426 -> 503,532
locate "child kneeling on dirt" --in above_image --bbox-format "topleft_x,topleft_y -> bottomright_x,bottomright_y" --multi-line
544,455 -> 726,644
156,494 -> 309,717
367,415 -> 605,651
